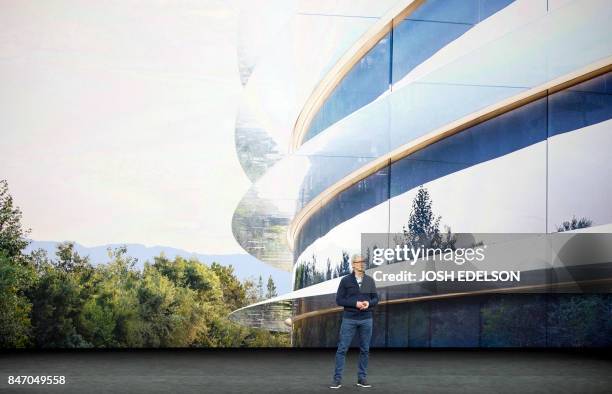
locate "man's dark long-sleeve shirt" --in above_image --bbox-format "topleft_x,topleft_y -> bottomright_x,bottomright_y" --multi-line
336,272 -> 379,320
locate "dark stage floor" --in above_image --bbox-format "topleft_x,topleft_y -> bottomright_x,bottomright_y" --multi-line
1,349 -> 611,393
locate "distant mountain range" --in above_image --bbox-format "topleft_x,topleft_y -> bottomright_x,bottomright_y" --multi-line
26,241 -> 290,294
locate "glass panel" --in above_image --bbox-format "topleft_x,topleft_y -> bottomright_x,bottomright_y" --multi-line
547,72 -> 612,232
479,0 -> 515,17
304,0 -> 519,143
390,97 -> 547,197
387,0 -> 608,154
371,298 -> 388,347
481,294 -> 547,347
430,297 -> 480,347
235,99 -> 284,182
292,71 -> 609,271
547,294 -> 612,347
389,82 -> 525,151
290,294 -> 612,347
298,95 -> 391,159
286,0 -> 608,213
294,202 -> 322,265
548,72 -> 612,137
392,0 -> 515,84
410,0 -> 479,24
305,32 -> 391,142
387,302 -> 411,347
392,19 -> 471,84
322,167 -> 389,236
244,13 -> 381,152
389,97 -> 547,234
290,70 -> 610,275
419,0 -> 611,88
294,168 -> 389,257
297,155 -> 374,210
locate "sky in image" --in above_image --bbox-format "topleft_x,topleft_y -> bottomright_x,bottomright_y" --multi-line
0,0 -> 254,255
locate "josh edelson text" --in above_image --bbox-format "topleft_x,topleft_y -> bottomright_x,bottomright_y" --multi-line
370,244 -> 521,282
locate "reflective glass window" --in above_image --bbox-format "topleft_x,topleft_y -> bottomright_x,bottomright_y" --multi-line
548,72 -> 612,137
305,32 -> 391,141
296,168 -> 389,259
547,71 -> 612,232
294,73 -> 608,263
392,0 -> 515,84
390,97 -> 547,197
304,1 -> 516,143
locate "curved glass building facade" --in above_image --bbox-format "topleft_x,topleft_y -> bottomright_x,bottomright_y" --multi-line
230,0 -> 612,346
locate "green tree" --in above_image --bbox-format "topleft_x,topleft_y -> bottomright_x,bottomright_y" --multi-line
153,255 -> 218,297
547,295 -> 611,347
325,258 -> 332,280
54,242 -> 91,273
0,180 -> 30,259
243,277 -> 260,304
136,265 -> 205,347
0,178 -> 290,348
79,246 -> 141,348
29,259 -> 90,348
481,296 -> 546,347
257,275 -> 264,301
0,180 -> 36,348
79,296 -> 116,347
266,275 -> 277,299
337,251 -> 351,276
556,216 -> 593,232
242,328 -> 290,347
0,252 -> 36,348
404,186 -> 441,249
402,186 -> 457,259
211,262 -> 247,311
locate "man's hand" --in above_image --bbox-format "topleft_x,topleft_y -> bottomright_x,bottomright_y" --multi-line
356,301 -> 364,309
361,301 -> 369,310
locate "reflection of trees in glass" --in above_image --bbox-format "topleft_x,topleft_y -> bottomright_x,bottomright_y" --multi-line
404,186 -> 441,247
293,254 -> 324,290
325,259 -> 332,281
293,186 -> 459,290
336,251 -> 351,278
242,278 -> 260,305
431,303 -> 477,347
481,296 -> 546,347
232,189 -> 291,267
402,186 -> 456,256
547,294 -> 612,347
363,245 -> 380,270
257,275 -> 264,301
293,251 -> 351,290
266,275 -> 277,299
389,186 -> 457,265
556,215 -> 593,232
482,295 -> 612,347
245,273 -> 280,301
235,126 -> 281,182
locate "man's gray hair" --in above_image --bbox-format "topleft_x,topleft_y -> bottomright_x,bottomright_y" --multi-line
351,254 -> 364,263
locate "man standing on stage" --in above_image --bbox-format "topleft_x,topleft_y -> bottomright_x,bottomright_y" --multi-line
330,254 -> 379,389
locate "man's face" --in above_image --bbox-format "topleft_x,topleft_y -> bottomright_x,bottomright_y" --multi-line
352,260 -> 365,273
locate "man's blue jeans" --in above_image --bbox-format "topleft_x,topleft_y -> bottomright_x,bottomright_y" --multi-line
333,317 -> 373,382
